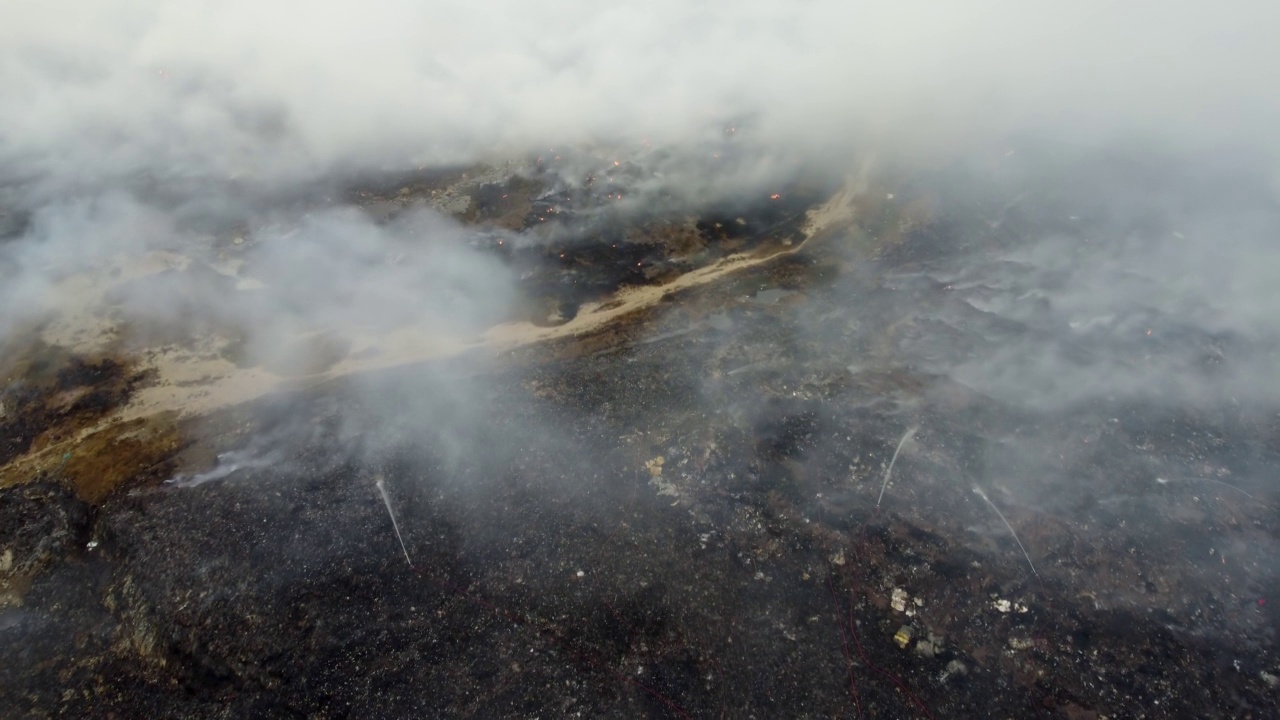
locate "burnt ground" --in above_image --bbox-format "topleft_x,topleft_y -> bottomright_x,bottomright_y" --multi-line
3,150 -> 1280,718
0,339 -> 184,504
0,343 -> 142,468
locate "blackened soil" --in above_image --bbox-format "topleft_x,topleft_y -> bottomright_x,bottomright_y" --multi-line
0,342 -> 144,467
3,152 -> 1280,718
4,285 -> 1278,717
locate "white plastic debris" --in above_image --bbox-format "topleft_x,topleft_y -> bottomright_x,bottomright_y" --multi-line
1009,636 -> 1035,651
993,598 -> 1029,614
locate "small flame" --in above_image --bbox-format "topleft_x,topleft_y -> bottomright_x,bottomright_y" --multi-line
770,193 -> 781,200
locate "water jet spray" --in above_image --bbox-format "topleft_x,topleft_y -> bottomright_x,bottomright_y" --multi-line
972,485 -> 1038,578
374,474 -> 413,568
875,426 -> 917,508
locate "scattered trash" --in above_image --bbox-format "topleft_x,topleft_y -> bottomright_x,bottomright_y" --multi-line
993,598 -> 1029,614
644,457 -> 679,500
1009,636 -> 1035,651
916,631 -> 945,658
941,659 -> 968,681
893,625 -> 913,649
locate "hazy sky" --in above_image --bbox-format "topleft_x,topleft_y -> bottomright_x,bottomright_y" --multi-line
4,1 -> 1278,189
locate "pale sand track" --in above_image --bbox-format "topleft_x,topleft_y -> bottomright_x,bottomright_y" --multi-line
4,179 -> 861,479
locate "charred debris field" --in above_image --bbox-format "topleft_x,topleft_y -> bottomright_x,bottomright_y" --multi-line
3,147 -> 1280,718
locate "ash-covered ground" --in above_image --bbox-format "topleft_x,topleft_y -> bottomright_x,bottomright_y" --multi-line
3,144 -> 1280,719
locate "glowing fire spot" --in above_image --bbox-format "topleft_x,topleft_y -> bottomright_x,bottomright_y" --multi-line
613,160 -> 620,166
770,193 -> 781,200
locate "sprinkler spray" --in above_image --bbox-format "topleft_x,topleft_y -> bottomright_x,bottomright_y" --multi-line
973,485 -> 1038,577
876,426 -> 918,508
374,474 -> 413,568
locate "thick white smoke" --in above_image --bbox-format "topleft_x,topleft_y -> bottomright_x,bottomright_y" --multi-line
3,0 -> 1279,429
4,1 -> 1278,191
